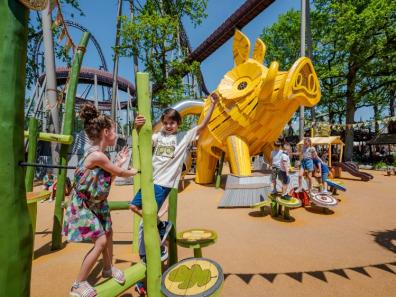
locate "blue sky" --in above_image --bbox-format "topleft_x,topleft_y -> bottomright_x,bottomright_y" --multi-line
35,0 -> 373,122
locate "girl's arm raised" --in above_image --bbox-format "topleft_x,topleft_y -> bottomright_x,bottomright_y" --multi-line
86,151 -> 138,177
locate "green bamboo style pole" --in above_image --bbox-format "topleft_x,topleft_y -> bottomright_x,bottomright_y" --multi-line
132,126 -> 141,253
0,2 -> 31,296
168,188 -> 178,265
137,72 -> 162,297
25,117 -> 39,192
51,32 -> 90,250
95,262 -> 146,296
24,130 -> 73,144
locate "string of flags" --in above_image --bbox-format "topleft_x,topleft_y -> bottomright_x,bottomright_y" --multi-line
51,0 -> 76,54
310,116 -> 396,132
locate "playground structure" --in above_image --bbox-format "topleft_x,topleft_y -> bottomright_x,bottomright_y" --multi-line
194,30 -> 321,184
297,136 -> 374,181
0,1 -> 346,297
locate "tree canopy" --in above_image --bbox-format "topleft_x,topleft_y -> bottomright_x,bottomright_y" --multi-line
261,0 -> 396,160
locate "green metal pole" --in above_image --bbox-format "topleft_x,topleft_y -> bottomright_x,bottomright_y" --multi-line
25,117 -> 39,192
0,2 -> 31,296
137,72 -> 161,297
215,152 -> 225,189
168,188 -> 178,265
51,32 -> 90,250
132,126 -> 141,253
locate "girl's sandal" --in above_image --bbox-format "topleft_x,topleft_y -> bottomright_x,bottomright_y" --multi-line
70,281 -> 97,297
102,266 -> 125,285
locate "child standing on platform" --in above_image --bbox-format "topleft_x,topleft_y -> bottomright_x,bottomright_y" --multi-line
63,103 -> 138,297
129,92 -> 218,295
313,151 -> 331,194
297,137 -> 316,193
279,143 -> 292,199
270,141 -> 283,194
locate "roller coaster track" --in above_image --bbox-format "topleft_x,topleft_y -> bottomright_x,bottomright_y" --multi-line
153,0 -> 276,93
38,67 -> 134,94
33,20 -> 109,75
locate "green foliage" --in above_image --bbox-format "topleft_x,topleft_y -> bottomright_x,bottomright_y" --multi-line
119,0 -> 207,107
260,0 -> 396,160
26,1 -> 84,88
373,161 -> 387,169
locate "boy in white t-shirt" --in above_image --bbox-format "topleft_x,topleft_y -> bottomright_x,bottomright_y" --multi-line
270,141 -> 283,194
279,143 -> 292,199
129,93 -> 218,294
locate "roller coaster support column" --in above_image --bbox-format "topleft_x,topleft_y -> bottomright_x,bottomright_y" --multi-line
25,117 -> 39,191
137,72 -> 162,296
41,1 -> 60,165
51,32 -> 90,250
0,2 -> 31,296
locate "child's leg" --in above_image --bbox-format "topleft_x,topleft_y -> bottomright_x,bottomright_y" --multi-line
76,234 -> 107,282
307,171 -> 312,191
102,230 -> 113,270
298,166 -> 304,189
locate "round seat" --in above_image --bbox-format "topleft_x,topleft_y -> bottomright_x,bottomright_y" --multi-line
276,196 -> 302,208
161,257 -> 223,297
176,229 -> 217,258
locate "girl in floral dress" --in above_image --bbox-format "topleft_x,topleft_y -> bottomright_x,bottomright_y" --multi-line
64,103 -> 138,297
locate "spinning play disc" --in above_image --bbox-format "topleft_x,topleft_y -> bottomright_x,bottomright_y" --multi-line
276,196 -> 302,208
310,193 -> 338,207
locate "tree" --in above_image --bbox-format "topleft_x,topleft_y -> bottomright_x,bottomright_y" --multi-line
261,0 -> 396,160
119,0 -> 207,108
26,0 -> 84,88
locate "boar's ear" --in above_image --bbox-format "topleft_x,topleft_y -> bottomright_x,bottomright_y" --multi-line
233,30 -> 250,66
252,38 -> 266,64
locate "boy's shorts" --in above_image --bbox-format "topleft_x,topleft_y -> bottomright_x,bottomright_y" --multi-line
278,170 -> 290,185
301,158 -> 314,172
129,184 -> 172,210
271,167 -> 280,182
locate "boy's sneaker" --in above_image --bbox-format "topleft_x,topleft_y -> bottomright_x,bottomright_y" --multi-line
281,194 -> 292,200
135,281 -> 146,296
321,189 -> 331,195
158,221 -> 173,245
160,245 -> 168,262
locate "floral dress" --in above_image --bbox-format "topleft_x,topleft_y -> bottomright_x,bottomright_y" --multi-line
63,147 -> 113,242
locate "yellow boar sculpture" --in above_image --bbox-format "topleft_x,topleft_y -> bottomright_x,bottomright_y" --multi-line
195,30 -> 321,184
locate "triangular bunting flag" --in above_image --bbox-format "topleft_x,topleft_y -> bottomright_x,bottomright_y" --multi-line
349,267 -> 371,277
259,273 -> 277,283
328,269 -> 349,279
236,274 -> 254,284
223,273 -> 232,280
305,271 -> 328,282
371,264 -> 395,274
285,272 -> 303,282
